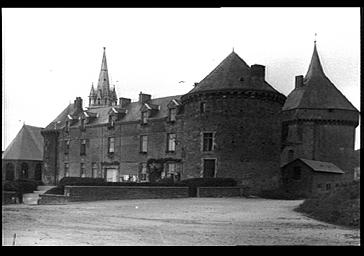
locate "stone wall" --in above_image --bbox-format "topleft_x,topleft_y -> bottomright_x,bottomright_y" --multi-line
64,186 -> 189,201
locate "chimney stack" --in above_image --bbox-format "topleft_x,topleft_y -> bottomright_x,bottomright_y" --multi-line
74,97 -> 83,112
251,64 -> 265,80
295,75 -> 304,88
119,97 -> 131,108
139,92 -> 151,104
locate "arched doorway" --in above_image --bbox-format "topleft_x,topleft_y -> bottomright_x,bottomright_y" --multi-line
21,162 -> 29,179
6,163 -> 15,181
35,163 -> 42,181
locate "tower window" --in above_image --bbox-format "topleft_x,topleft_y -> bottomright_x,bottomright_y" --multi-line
80,118 -> 86,131
200,102 -> 206,113
141,111 -> 148,125
202,132 -> 214,152
64,140 -> 70,154
92,163 -> 98,178
64,163 -> 70,177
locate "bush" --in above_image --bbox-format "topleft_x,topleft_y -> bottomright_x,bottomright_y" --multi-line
3,179 -> 39,194
296,180 -> 360,227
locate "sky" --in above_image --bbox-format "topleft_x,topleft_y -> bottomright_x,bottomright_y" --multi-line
2,7 -> 361,151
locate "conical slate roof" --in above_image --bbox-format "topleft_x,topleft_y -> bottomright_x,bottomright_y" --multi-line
188,51 -> 278,94
282,43 -> 358,111
2,125 -> 44,161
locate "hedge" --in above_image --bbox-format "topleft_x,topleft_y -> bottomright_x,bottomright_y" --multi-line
3,179 -> 41,193
258,187 -> 306,200
296,180 -> 360,227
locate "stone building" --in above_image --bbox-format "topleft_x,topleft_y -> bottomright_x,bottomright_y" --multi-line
281,158 -> 345,197
41,44 -> 359,195
41,48 -> 286,192
281,42 -> 359,184
2,125 -> 44,181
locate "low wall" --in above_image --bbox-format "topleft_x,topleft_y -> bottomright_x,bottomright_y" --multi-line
64,186 -> 189,202
197,187 -> 243,197
2,191 -> 18,204
38,194 -> 69,205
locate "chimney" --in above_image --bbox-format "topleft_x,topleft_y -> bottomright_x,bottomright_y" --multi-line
251,64 -> 265,80
74,97 -> 83,112
295,75 -> 304,88
139,92 -> 151,104
119,97 -> 131,108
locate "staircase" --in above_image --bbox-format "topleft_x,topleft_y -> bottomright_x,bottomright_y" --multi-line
22,186 -> 56,205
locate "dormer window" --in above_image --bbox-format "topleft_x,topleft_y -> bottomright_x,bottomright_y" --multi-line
65,121 -> 70,133
168,108 -> 177,122
80,118 -> 86,131
108,115 -> 115,129
141,111 -> 148,125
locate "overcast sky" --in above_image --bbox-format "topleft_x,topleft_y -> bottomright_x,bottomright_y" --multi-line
2,7 -> 361,151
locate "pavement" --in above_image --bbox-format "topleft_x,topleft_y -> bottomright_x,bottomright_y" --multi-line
2,197 -> 360,246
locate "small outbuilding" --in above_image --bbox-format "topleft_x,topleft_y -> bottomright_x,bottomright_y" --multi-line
281,158 -> 345,198
2,125 -> 44,181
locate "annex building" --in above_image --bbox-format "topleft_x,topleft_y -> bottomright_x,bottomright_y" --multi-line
39,43 -> 359,195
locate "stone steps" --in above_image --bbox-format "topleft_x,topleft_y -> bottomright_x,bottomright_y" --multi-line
22,186 -> 57,205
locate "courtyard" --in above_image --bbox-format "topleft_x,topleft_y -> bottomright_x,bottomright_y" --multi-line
2,198 -> 360,246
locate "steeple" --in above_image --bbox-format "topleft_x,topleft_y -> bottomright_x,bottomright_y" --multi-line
97,47 -> 110,97
305,41 -> 325,80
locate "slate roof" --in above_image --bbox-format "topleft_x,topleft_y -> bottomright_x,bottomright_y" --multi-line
187,51 -> 279,94
282,43 -> 358,111
44,95 -> 182,130
2,125 -> 44,161
283,158 -> 345,174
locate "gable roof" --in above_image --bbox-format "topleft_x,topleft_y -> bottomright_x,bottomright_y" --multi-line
2,125 -> 44,161
282,43 -> 358,112
283,158 -> 344,174
187,51 -> 279,94
44,95 -> 182,130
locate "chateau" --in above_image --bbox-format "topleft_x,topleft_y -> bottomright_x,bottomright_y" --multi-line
38,43 -> 359,194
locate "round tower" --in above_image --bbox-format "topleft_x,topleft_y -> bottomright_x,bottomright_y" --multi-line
281,42 -> 359,181
181,51 -> 286,193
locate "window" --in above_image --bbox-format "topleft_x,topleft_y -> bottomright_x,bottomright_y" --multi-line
165,162 -> 181,182
140,135 -> 148,153
200,102 -> 206,113
92,163 -> 98,178
141,111 -> 148,125
167,133 -> 176,152
80,139 -> 86,155
108,137 -> 115,153
21,163 -> 29,179
292,167 -> 301,180
80,163 -> 86,177
64,140 -> 70,154
98,98 -> 101,105
64,163 -> 70,177
202,132 -> 214,152
326,183 -> 331,191
80,118 -> 86,131
108,115 -> 115,128
139,163 -> 148,182
5,163 -> 15,181
65,121 -> 70,133
317,183 -> 323,189
168,108 -> 177,122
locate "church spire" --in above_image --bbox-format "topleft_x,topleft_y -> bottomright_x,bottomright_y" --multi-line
305,40 -> 325,80
97,47 -> 110,95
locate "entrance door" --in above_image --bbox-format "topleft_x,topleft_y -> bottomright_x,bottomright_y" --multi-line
106,169 -> 119,182
203,159 -> 216,178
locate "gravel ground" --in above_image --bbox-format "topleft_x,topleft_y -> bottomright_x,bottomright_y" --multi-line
2,198 -> 360,246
